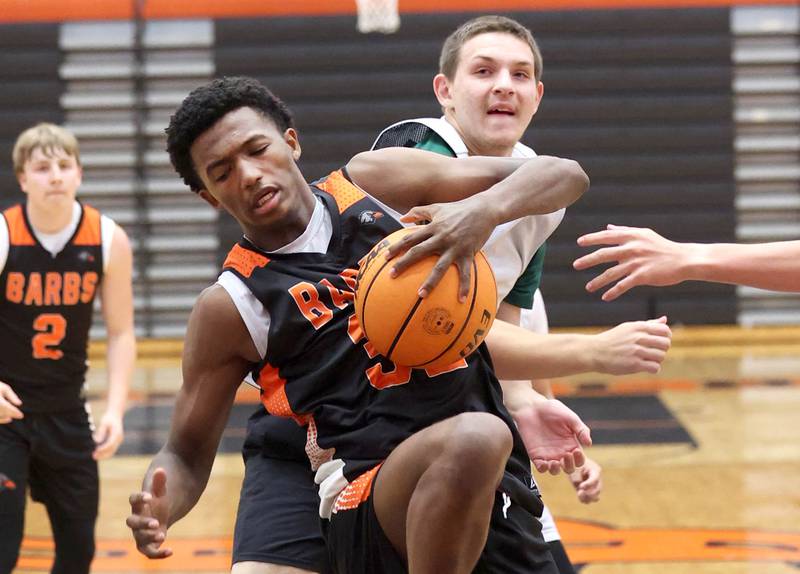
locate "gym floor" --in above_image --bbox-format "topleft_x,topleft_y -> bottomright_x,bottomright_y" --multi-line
15,326 -> 800,573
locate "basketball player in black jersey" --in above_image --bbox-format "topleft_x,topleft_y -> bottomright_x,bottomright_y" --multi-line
127,77 -> 671,573
0,123 -> 136,573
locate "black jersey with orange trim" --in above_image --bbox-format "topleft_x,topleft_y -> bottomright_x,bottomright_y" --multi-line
223,169 -> 537,508
0,202 -> 104,412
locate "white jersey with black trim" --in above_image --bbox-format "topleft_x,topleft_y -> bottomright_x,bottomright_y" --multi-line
375,116 -> 560,540
371,116 -> 561,313
372,116 -> 538,159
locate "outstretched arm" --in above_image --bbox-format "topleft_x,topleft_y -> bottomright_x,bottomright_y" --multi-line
347,147 -> 587,216
127,285 -> 257,559
486,316 -> 672,381
574,225 -> 800,300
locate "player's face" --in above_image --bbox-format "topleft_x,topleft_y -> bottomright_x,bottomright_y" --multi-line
191,106 -> 315,246
435,32 -> 543,157
17,147 -> 82,211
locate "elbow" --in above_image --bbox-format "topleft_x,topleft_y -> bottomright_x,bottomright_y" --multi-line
563,159 -> 590,205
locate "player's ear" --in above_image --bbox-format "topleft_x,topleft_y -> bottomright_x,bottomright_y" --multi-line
198,189 -> 220,209
285,128 -> 302,161
16,172 -> 29,194
531,81 -> 545,116
433,74 -> 453,109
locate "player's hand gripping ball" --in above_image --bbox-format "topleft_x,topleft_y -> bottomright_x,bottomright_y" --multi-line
354,228 -> 497,370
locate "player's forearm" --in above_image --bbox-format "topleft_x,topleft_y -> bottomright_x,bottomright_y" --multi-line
500,379 -> 550,418
478,156 -> 589,224
686,241 -> 800,292
105,329 -> 136,418
487,321 -> 598,380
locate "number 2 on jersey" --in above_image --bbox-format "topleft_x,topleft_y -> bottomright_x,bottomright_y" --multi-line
32,313 -> 67,360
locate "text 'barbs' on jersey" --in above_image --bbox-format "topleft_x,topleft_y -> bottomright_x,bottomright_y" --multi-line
5,271 -> 99,306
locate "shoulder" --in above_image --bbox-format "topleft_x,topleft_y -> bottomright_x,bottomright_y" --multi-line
194,283 -> 241,319
186,283 -> 260,364
104,223 -> 133,277
192,284 -> 254,343
372,117 -> 466,157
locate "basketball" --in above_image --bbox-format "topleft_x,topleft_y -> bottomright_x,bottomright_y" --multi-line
354,228 -> 497,370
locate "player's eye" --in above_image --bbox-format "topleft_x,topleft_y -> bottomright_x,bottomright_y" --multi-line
213,168 -> 230,183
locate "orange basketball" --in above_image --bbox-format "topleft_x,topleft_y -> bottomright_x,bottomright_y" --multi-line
354,228 -> 497,370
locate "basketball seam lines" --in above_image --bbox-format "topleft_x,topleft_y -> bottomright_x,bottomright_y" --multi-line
387,295 -> 426,360
359,251 -> 395,344
412,258 -> 479,368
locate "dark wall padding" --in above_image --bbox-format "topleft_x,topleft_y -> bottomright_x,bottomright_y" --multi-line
0,23 -> 63,208
215,8 -> 736,326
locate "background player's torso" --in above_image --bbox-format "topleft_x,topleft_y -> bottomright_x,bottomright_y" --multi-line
0,202 -> 104,411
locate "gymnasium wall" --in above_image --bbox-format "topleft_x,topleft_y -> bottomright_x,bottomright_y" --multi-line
0,0 -> 796,332
217,8 -> 737,326
0,24 -> 63,208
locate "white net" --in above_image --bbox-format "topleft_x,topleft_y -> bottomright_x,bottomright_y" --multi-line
356,0 -> 400,34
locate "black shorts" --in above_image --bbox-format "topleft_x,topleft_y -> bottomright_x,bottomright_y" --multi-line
325,466 -> 557,574
232,451 -> 329,571
0,407 -> 98,520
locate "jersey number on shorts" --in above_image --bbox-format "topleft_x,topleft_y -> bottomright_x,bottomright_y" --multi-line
32,313 -> 67,360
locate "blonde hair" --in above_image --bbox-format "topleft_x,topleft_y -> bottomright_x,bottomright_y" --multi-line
12,123 -> 80,174
439,15 -> 543,83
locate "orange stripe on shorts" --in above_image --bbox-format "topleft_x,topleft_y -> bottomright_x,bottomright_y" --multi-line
333,462 -> 383,513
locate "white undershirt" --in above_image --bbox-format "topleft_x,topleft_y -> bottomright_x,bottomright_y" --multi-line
217,196 -> 332,360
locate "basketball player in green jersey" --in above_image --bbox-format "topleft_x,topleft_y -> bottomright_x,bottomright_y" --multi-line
0,123 -> 135,573
372,16 -> 602,572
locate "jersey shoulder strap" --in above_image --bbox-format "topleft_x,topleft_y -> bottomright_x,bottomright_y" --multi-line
312,168 -> 366,214
72,204 -> 102,247
2,204 -> 35,246
371,117 -> 470,157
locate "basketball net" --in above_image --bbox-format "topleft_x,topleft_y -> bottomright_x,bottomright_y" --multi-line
356,0 -> 400,34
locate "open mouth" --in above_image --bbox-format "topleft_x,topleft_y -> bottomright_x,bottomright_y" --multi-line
488,106 -> 515,116
254,187 -> 278,210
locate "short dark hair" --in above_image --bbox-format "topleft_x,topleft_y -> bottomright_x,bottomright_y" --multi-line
166,76 -> 295,192
439,15 -> 543,83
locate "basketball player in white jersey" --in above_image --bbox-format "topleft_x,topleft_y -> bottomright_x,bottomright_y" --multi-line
371,15 -> 603,572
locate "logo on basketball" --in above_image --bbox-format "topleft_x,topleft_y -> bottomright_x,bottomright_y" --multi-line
457,309 -> 493,358
422,308 -> 454,335
355,237 -> 391,287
